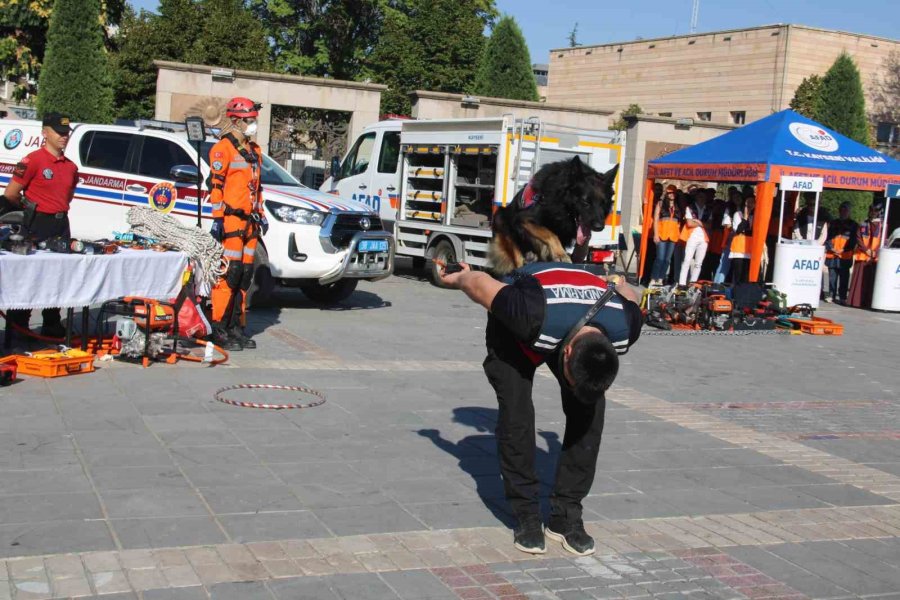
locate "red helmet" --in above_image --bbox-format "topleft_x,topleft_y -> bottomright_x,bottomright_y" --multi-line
225,97 -> 261,119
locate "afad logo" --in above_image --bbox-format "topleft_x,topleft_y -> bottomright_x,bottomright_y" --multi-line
793,259 -> 821,270
788,123 -> 839,152
148,182 -> 177,214
3,129 -> 23,150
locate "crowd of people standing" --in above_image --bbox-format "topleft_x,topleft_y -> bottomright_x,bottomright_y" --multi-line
644,183 -> 886,306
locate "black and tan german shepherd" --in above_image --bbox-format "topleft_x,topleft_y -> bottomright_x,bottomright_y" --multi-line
489,156 -> 619,275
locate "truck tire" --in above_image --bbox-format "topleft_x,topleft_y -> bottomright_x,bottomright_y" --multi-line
300,279 -> 358,304
248,244 -> 275,309
430,239 -> 456,288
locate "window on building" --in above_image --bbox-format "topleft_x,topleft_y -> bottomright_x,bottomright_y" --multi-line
731,111 -> 746,125
876,122 -> 899,145
697,112 -> 712,122
658,112 -> 673,117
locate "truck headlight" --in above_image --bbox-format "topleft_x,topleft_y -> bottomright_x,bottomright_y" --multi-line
265,200 -> 326,225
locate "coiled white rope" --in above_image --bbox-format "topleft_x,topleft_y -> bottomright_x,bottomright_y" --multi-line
127,207 -> 226,289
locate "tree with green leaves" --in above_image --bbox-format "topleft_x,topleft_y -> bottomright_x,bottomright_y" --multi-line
610,103 -> 642,130
788,74 -> 822,119
367,0 -> 494,115
37,0 -> 114,121
2,0 -> 123,104
109,0 -> 267,120
247,0 -> 385,79
813,53 -> 872,222
188,0 -> 268,70
474,16 -> 537,102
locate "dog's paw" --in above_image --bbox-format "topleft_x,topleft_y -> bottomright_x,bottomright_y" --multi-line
524,251 -> 538,263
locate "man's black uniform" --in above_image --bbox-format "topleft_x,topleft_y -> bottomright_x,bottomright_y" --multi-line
483,262 -> 642,523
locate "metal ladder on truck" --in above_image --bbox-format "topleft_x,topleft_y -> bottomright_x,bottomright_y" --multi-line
507,118 -> 544,204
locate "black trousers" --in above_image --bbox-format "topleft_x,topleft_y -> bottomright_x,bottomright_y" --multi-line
730,257 -> 750,285
7,213 -> 70,330
827,257 -> 852,302
483,344 -> 606,522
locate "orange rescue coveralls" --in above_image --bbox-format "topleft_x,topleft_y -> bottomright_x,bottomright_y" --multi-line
208,133 -> 264,328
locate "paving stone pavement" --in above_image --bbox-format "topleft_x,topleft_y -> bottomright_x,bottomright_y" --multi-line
2,263 -> 899,599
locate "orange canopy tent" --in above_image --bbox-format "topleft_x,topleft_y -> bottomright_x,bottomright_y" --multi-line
639,110 -> 900,282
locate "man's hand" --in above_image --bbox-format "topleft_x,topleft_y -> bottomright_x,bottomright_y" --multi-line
435,259 -> 471,288
210,218 -> 224,242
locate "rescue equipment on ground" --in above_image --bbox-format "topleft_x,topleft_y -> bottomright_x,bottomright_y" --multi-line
13,348 -> 95,378
641,281 -> 842,335
126,207 -> 226,289
0,356 -> 17,385
214,383 -> 326,410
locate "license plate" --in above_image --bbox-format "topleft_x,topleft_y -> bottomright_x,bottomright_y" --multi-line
358,239 -> 388,253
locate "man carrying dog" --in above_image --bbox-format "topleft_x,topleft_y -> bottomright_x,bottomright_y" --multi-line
438,261 -> 642,556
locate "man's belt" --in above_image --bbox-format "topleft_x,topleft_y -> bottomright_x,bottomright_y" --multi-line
36,211 -> 68,219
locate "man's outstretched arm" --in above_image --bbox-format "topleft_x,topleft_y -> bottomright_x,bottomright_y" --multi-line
437,262 -> 507,311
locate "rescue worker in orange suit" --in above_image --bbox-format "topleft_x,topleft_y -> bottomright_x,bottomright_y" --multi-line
824,201 -> 857,304
207,97 -> 267,351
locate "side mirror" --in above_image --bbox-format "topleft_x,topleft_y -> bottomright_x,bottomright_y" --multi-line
330,156 -> 341,181
170,164 -> 199,183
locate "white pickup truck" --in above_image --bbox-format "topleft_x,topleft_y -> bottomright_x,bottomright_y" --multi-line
0,119 -> 394,304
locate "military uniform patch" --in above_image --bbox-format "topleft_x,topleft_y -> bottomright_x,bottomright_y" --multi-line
42,168 -> 53,180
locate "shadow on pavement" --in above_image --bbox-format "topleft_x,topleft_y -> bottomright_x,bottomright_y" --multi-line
418,407 -> 562,529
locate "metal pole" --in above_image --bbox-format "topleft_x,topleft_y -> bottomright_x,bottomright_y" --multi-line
882,197 -> 892,250
196,140 -> 203,228
810,192 -> 820,242
778,188 -> 785,244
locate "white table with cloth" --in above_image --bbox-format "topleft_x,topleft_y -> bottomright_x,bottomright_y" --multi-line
0,248 -> 189,348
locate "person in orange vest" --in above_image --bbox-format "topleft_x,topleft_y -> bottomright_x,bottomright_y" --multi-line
824,202 -> 857,304
847,203 -> 884,308
207,97 -> 267,351
650,184 -> 681,286
729,193 -> 755,284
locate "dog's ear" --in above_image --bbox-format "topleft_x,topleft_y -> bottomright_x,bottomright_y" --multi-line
602,163 -> 620,185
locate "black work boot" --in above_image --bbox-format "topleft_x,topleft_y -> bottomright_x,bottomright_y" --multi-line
513,513 -> 546,554
229,326 -> 256,349
546,515 -> 595,556
210,326 -> 241,351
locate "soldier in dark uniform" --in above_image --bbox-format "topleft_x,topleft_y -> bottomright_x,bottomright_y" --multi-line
439,262 -> 642,557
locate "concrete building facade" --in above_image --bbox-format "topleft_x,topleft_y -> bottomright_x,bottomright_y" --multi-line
547,24 -> 899,127
153,61 -> 386,154
409,90 -> 613,131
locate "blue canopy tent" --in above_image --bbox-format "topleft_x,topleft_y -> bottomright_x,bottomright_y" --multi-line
640,109 -> 900,281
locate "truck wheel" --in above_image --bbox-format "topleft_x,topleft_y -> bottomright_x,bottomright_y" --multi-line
248,244 -> 275,309
430,239 -> 456,288
300,279 -> 358,304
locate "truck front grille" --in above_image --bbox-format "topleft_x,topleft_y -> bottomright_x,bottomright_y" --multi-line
329,214 -> 384,248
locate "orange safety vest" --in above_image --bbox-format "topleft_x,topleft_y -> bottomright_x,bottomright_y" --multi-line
826,219 -> 857,260
854,220 -> 882,262
208,134 -> 263,219
657,204 -> 681,242
730,212 -> 752,255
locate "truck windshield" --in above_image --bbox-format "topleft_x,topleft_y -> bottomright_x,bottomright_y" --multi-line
200,142 -> 301,188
